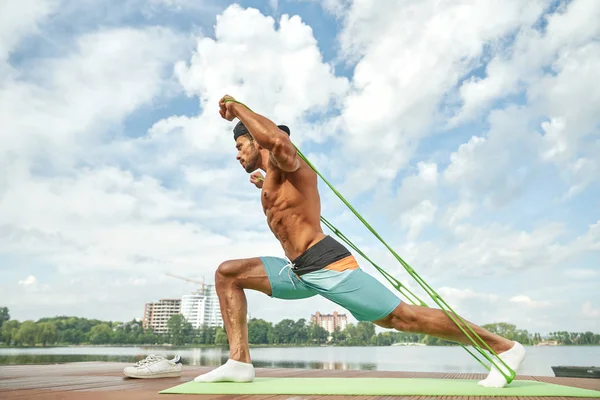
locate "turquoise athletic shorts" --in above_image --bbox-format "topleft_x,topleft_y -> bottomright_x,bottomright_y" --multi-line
260,255 -> 402,322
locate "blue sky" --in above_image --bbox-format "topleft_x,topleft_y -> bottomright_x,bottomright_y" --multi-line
0,0 -> 599,335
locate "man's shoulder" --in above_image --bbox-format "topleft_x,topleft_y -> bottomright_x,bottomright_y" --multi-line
267,150 -> 316,178
287,161 -> 318,184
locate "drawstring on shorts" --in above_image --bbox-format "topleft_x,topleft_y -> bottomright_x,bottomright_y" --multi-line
279,260 -> 297,288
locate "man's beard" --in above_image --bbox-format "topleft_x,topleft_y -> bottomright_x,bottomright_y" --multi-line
244,147 -> 260,173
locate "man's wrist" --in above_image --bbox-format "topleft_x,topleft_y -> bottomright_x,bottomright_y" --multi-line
225,99 -> 250,116
230,101 -> 244,117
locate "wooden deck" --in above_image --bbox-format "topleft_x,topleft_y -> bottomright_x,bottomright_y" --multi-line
1,362 -> 599,399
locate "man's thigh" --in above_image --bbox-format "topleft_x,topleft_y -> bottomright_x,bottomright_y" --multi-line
302,267 -> 402,322
260,256 -> 318,300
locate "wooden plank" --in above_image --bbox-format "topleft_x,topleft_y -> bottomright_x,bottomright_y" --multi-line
0,362 -> 599,400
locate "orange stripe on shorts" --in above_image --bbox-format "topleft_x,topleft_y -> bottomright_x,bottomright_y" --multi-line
324,255 -> 359,272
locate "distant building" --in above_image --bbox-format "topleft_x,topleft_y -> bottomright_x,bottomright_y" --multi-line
535,340 -> 559,346
180,284 -> 223,329
143,299 -> 181,335
310,311 -> 347,334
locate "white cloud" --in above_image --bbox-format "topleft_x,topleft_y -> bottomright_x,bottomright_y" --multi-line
509,295 -> 552,308
444,136 -> 487,185
432,287 -> 562,332
18,275 -> 37,287
173,5 -> 349,138
182,165 -> 237,186
16,274 -> 49,293
329,0 -> 547,195
533,42 -> 600,197
0,25 -> 197,270
395,219 -> 600,279
447,222 -> 562,275
449,0 -> 600,199
396,162 -> 438,209
452,0 -> 600,125
571,220 -> 600,253
440,201 -> 475,228
400,200 -> 437,241
540,117 -> 569,162
0,0 -> 58,62
390,162 -> 439,239
442,106 -> 540,207
565,268 -> 599,280
0,9 -> 207,319
131,278 -> 147,286
296,0 -> 349,17
434,287 -> 504,325
268,0 -> 279,12
0,26 -> 188,169
140,0 -> 223,18
438,286 -> 499,303
582,301 -> 600,319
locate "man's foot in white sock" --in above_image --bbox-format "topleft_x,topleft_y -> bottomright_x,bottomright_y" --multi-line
478,341 -> 526,388
194,359 -> 255,383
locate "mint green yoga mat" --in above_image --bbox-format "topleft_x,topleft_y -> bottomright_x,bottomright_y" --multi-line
160,377 -> 600,397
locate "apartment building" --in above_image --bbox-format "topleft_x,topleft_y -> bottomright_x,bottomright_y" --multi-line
142,299 -> 181,335
180,284 -> 223,329
310,311 -> 348,334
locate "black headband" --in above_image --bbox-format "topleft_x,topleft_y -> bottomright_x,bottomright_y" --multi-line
233,121 -> 290,140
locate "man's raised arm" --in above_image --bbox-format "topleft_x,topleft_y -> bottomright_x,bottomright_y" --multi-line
220,95 -> 300,172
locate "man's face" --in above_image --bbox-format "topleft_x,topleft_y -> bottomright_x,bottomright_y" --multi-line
235,135 -> 260,173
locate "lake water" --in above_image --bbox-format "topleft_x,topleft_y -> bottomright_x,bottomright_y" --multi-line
0,346 -> 598,377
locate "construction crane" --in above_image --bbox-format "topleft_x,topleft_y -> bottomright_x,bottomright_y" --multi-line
166,273 -> 210,293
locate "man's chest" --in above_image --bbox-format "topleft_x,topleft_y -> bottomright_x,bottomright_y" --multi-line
260,177 -> 281,212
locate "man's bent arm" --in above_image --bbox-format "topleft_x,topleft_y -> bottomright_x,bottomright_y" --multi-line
230,103 -> 300,172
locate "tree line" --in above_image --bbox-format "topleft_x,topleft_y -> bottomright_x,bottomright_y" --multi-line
1,307 -> 599,347
547,331 -> 600,345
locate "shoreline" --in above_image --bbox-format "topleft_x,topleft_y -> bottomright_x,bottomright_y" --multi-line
2,343 -> 600,350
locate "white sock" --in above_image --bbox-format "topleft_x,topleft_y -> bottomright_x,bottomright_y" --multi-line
193,359 -> 255,383
478,341 -> 526,388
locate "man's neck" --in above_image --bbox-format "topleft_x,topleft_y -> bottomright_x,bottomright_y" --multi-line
257,149 -> 270,171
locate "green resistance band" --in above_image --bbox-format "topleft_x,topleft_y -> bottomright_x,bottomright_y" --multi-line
318,215 -> 494,372
225,98 -> 515,383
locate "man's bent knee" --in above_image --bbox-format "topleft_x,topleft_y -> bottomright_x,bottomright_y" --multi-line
372,304 -> 401,330
216,260 -> 241,280
214,258 -> 272,296
215,260 -> 245,291
374,303 -> 418,332
373,314 -> 395,329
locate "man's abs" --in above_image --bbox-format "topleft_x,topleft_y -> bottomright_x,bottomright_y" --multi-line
262,159 -> 324,260
266,208 -> 326,260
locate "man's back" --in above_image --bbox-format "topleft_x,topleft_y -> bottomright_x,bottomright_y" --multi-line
260,156 -> 326,261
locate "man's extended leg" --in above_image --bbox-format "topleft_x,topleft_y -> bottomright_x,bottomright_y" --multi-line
307,264 -> 525,388
373,302 -> 513,352
374,302 -> 526,388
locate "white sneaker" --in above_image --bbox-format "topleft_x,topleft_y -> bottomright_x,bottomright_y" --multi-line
123,354 -> 183,379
